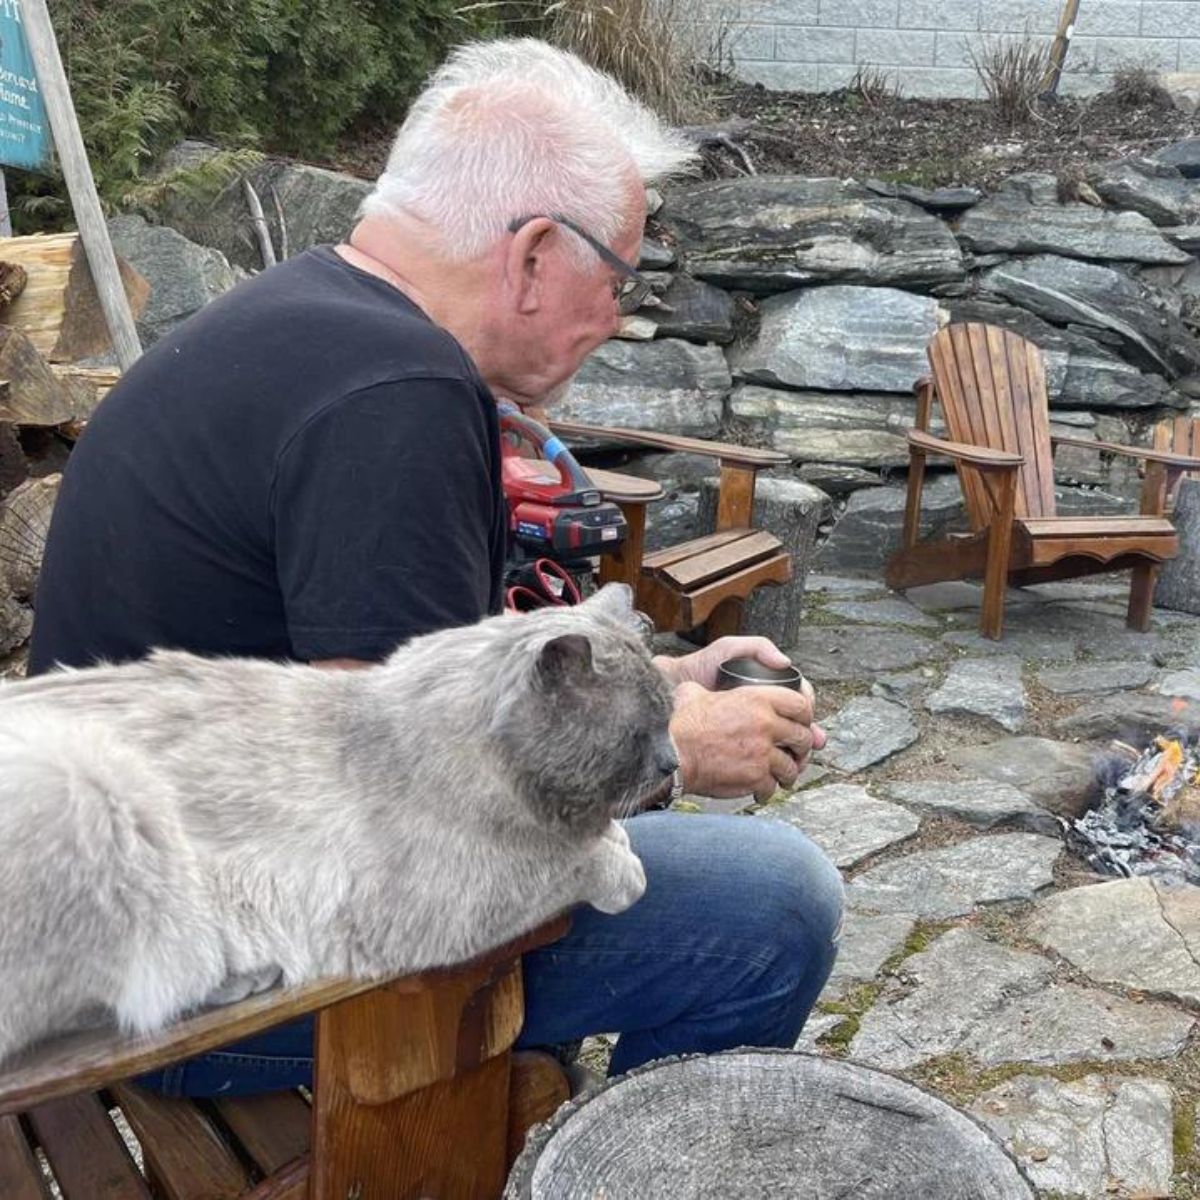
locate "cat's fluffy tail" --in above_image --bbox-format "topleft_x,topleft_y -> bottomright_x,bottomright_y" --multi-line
0,710 -> 226,1062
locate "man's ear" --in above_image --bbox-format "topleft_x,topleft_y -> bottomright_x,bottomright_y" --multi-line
507,218 -> 555,316
537,633 -> 593,683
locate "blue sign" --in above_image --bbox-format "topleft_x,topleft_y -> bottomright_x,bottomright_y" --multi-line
0,1 -> 48,171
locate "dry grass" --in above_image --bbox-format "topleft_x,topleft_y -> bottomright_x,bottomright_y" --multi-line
1110,63 -> 1173,111
849,64 -> 899,109
538,0 -> 716,121
968,33 -> 1050,128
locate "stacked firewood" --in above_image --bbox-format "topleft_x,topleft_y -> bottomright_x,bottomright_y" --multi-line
0,232 -> 145,664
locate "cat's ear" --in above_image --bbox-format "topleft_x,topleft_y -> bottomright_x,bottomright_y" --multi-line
581,583 -> 635,621
537,633 -> 594,683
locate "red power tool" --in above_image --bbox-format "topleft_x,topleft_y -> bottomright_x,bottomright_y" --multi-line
498,401 -> 626,558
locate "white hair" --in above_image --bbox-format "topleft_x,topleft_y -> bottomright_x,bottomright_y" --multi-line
360,38 -> 697,264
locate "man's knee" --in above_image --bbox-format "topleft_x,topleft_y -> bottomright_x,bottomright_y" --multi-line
737,818 -> 844,964
621,811 -> 843,966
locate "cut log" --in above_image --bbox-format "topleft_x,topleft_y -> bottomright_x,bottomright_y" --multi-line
698,475 -> 824,646
0,422 -> 27,498
0,472 -> 60,600
1156,476 -> 1200,613
0,262 -> 28,308
0,232 -> 148,362
506,1050 -> 1034,1199
49,363 -> 120,422
0,326 -> 75,425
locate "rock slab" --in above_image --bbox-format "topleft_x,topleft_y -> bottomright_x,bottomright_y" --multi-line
850,928 -> 1194,1070
824,910 -> 916,998
755,784 -> 920,868
882,779 -> 1057,834
1029,877 -> 1200,1005
730,285 -> 944,395
926,656 -> 1027,732
845,833 -> 1061,919
815,697 -> 919,773
1037,660 -> 1155,694
947,737 -> 1099,818
555,338 -> 729,438
787,627 -> 944,682
971,1074 -> 1174,1199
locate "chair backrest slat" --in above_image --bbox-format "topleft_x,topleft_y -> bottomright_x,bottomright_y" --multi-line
928,322 -> 1057,525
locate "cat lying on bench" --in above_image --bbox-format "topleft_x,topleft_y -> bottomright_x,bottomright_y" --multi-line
0,584 -> 675,1064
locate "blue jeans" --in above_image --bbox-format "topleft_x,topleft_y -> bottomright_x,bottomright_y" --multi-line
137,813 -> 843,1097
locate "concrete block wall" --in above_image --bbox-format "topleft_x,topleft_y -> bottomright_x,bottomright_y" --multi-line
720,0 -> 1200,98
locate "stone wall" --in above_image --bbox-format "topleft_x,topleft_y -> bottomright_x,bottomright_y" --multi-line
7,143 -> 1200,662
722,0 -> 1200,98
558,145 -> 1200,574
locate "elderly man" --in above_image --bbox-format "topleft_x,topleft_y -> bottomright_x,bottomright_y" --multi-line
29,39 -> 842,1094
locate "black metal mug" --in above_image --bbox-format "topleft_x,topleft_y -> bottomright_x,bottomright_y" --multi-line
716,656 -> 806,692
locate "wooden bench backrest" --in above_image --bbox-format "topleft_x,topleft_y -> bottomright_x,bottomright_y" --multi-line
928,323 -> 1057,529
1155,415 -> 1200,462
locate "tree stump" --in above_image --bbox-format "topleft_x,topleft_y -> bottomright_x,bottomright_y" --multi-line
505,1050 -> 1034,1199
697,476 -> 827,646
0,473 -> 60,600
1156,477 -> 1200,613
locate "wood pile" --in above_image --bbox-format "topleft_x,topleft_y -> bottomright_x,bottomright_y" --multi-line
0,233 -> 145,662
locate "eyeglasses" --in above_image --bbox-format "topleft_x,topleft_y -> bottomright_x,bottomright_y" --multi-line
507,212 -> 655,316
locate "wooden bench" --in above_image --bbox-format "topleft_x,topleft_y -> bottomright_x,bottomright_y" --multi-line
0,917 -> 570,1200
547,420 -> 792,640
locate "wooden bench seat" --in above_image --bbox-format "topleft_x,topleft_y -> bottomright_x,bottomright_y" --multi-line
0,918 -> 570,1200
638,528 -> 791,632
543,417 -> 793,640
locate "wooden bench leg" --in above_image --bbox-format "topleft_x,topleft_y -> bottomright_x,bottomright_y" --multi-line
1127,562 -> 1158,631
703,597 -> 744,642
310,956 -> 527,1200
507,1051 -> 570,1168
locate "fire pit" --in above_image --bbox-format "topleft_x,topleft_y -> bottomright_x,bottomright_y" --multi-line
1072,724 -> 1200,885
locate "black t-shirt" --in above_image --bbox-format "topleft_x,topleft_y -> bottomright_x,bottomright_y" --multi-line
28,246 -> 506,674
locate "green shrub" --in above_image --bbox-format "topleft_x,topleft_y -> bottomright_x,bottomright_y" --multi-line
11,0 -> 482,227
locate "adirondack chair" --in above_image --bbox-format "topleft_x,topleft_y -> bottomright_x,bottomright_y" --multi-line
1145,415 -> 1200,512
543,417 -> 793,640
886,323 -> 1200,640
0,916 -> 570,1200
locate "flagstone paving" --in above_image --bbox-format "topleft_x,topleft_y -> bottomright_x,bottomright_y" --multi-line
666,577 -> 1200,1197
926,656 -> 1028,732
845,833 -> 1063,918
881,778 -> 1058,834
753,783 -> 919,868
970,1075 -> 1176,1197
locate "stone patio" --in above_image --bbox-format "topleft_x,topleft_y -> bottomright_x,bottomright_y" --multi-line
678,573 -> 1200,1199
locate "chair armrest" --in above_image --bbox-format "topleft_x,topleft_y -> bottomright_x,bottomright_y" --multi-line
0,915 -> 570,1116
907,429 -> 1023,472
1052,433 -> 1200,470
547,418 -> 788,470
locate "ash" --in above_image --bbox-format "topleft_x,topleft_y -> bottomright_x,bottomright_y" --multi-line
1070,732 -> 1200,887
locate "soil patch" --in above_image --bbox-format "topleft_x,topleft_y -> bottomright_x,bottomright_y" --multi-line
322,78 -> 1196,193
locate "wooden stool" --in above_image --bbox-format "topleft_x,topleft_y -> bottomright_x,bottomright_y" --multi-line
548,421 -> 792,641
0,918 -> 570,1200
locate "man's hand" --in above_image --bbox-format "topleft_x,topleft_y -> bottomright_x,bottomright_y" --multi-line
669,679 -> 826,801
653,635 -> 794,691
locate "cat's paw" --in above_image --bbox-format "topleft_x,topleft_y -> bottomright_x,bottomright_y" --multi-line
203,966 -> 282,1007
601,820 -> 631,851
588,845 -> 646,915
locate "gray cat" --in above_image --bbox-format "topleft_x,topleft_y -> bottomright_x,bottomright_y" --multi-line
0,584 -> 676,1064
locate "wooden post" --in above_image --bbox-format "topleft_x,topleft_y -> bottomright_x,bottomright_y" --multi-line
17,0 -> 141,369
1041,0 -> 1082,98
0,171 -> 12,238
